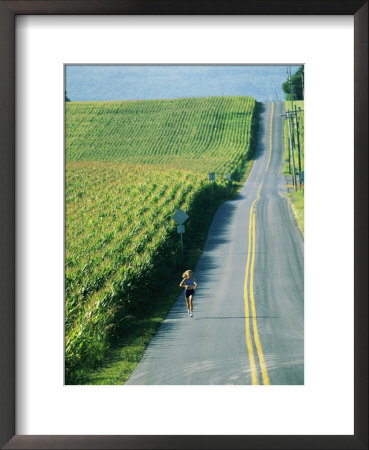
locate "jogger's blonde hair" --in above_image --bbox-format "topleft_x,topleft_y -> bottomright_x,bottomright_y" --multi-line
182,270 -> 193,278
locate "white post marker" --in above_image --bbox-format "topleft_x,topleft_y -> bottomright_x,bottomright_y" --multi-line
225,173 -> 231,190
209,173 -> 215,200
172,209 -> 189,256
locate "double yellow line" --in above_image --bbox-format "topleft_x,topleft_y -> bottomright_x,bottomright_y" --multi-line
243,102 -> 274,385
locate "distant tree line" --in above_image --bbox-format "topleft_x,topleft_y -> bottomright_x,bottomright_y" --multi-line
65,91 -> 71,102
282,66 -> 304,101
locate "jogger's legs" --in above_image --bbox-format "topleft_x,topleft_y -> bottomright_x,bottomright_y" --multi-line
188,295 -> 193,312
185,297 -> 190,310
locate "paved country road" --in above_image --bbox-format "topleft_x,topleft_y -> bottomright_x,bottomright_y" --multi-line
126,102 -> 304,385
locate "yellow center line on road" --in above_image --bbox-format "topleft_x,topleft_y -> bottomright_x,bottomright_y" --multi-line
250,212 -> 271,385
256,181 -> 264,200
244,199 -> 259,385
265,102 -> 274,172
243,102 -> 274,385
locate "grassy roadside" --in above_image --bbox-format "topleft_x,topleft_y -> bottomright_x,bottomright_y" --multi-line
81,279 -> 183,384
283,100 -> 304,236
288,188 -> 304,236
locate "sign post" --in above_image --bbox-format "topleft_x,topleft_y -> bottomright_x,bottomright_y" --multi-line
209,173 -> 215,200
225,173 -> 231,189
172,209 -> 189,256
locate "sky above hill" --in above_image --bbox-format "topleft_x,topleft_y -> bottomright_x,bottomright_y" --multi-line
66,65 -> 301,102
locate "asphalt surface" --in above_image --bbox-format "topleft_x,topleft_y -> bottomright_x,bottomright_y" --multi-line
126,102 -> 304,385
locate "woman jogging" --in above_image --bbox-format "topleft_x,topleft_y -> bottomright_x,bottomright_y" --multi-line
179,270 -> 197,317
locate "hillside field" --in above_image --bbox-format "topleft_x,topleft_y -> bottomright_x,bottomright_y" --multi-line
65,96 -> 260,383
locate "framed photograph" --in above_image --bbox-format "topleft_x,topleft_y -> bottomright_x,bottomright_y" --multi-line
1,1 -> 367,449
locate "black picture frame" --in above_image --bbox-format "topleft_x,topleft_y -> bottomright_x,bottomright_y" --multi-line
0,1 -> 367,449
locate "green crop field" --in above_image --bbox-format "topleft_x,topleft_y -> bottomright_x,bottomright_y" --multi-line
65,96 -> 260,383
66,96 -> 257,179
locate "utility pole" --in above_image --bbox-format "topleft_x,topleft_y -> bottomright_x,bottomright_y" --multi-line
287,111 -> 297,190
288,67 -> 295,112
294,105 -> 302,187
285,108 -> 291,174
281,108 -> 304,190
288,131 -> 291,175
281,110 -> 297,190
301,71 -> 304,100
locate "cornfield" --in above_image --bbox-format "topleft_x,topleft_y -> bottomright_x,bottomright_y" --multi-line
66,96 -> 256,179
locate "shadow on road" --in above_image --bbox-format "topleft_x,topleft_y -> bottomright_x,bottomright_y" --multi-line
201,199 -> 240,249
198,316 -> 280,320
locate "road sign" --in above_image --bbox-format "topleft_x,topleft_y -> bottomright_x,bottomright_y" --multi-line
177,225 -> 185,233
172,209 -> 189,225
209,173 -> 215,181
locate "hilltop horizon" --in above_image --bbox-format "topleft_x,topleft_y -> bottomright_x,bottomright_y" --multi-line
66,65 -> 301,103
